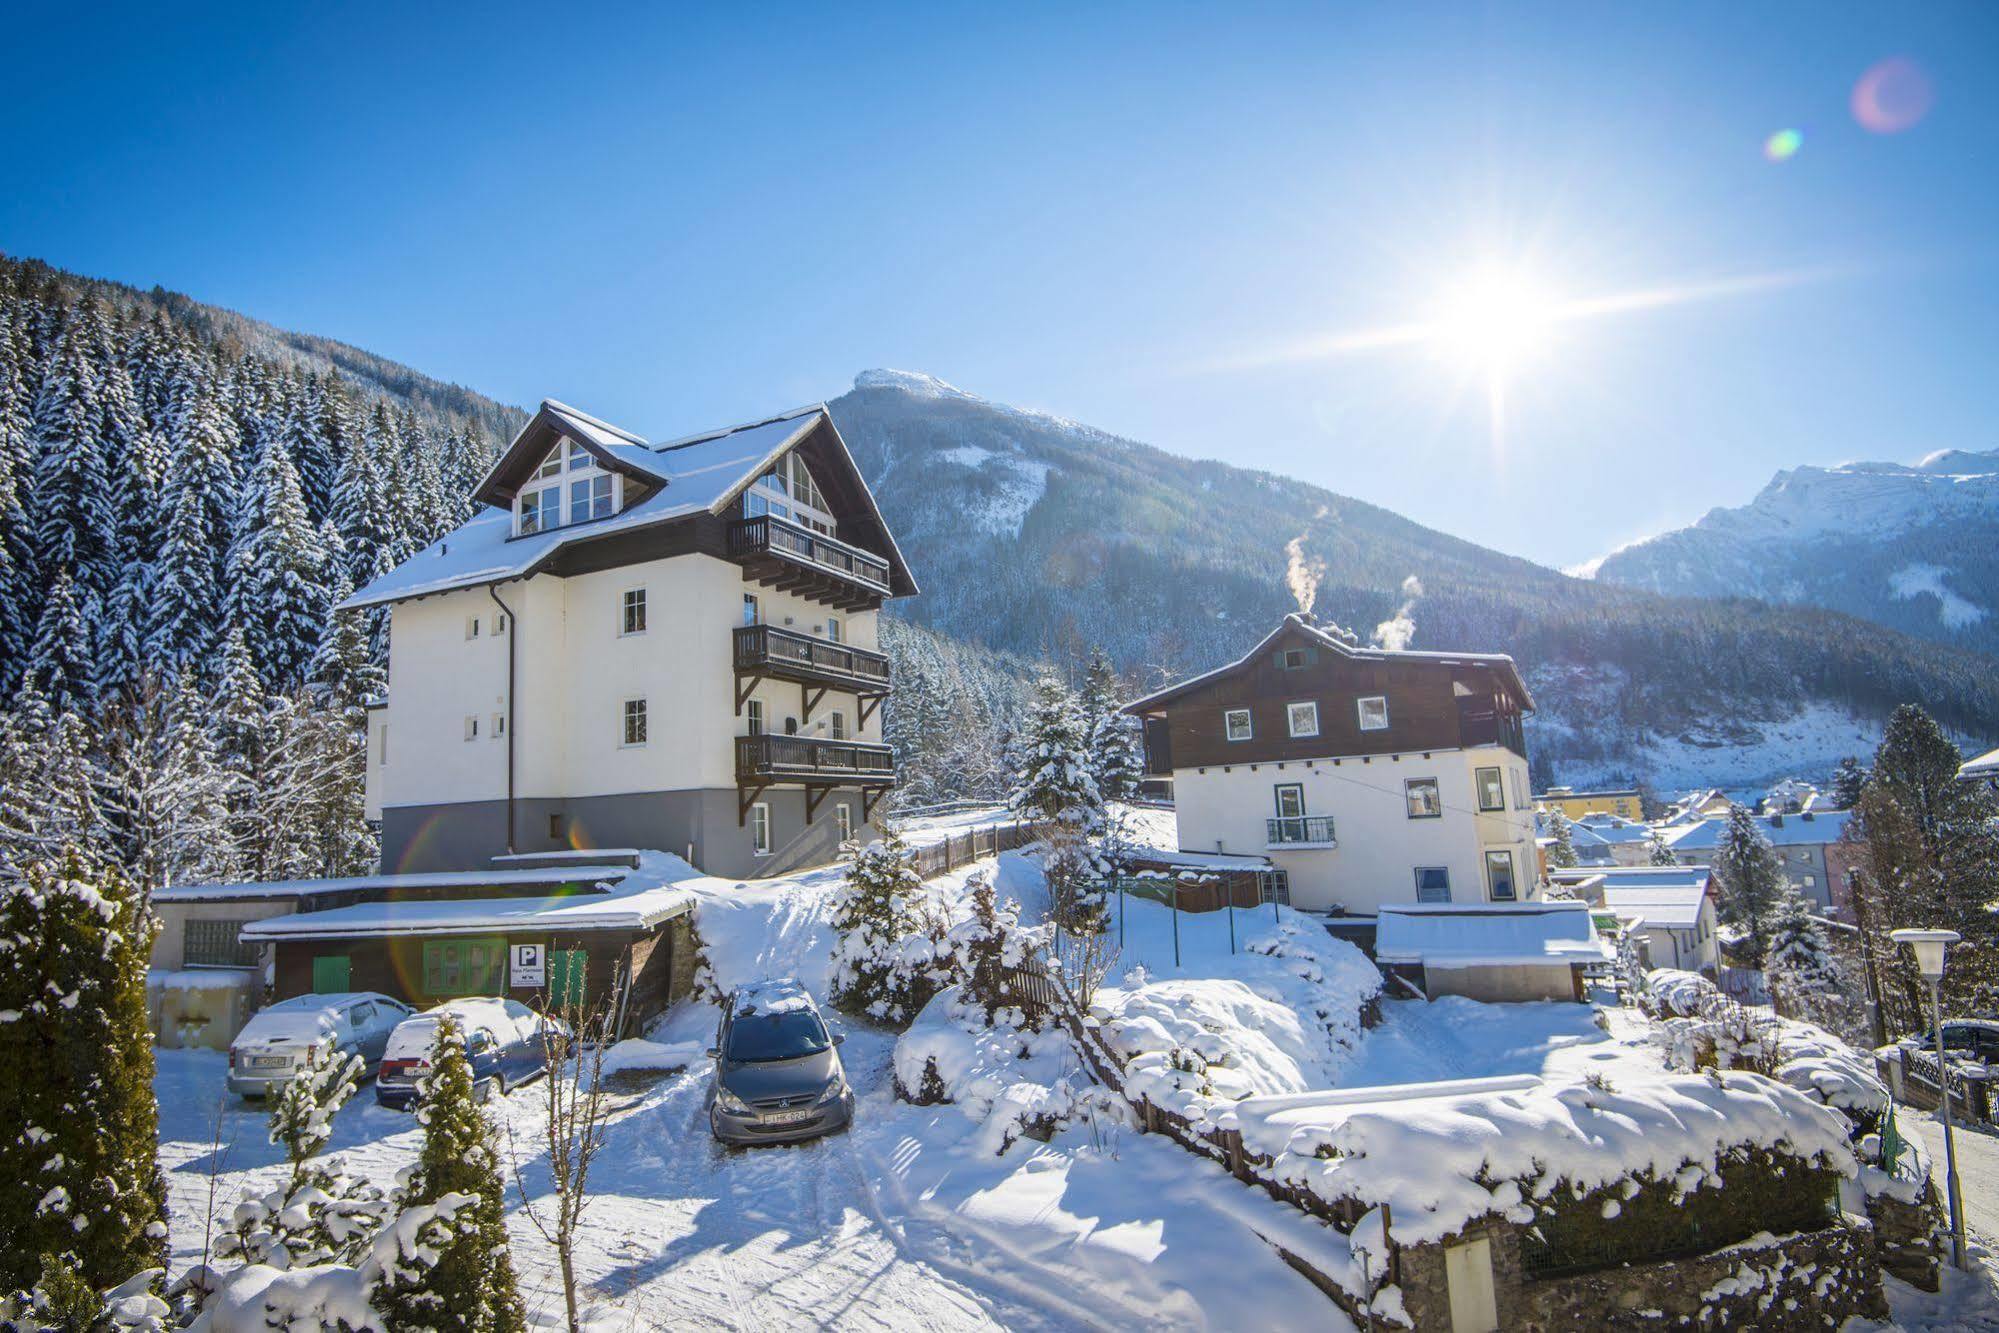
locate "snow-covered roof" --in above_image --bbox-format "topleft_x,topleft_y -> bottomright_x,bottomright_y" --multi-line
238,852 -> 699,939
1123,613 -> 1533,715
1661,809 -> 1852,851
155,865 -> 636,903
1600,884 -> 1710,930
346,400 -> 916,610
1962,746 -> 1999,781
1549,865 -> 1713,892
1374,901 -> 1612,969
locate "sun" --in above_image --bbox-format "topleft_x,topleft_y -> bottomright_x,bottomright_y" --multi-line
1430,265 -> 1563,374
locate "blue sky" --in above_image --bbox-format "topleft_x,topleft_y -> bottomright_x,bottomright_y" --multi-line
5,3 -> 1996,568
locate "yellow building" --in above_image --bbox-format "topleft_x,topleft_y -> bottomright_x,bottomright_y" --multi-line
1536,786 -> 1642,820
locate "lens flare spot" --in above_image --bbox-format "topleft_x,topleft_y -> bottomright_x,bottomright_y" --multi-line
1763,128 -> 1803,162
1852,57 -> 1933,134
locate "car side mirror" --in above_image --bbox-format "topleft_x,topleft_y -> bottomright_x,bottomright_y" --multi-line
832,1034 -> 845,1046
706,1047 -> 719,1059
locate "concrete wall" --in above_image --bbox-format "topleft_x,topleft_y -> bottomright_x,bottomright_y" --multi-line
150,900 -> 294,970
1171,743 -> 1537,914
1422,963 -> 1581,1003
373,551 -> 883,875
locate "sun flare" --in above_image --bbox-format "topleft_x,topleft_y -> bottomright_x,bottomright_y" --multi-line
1431,265 -> 1562,374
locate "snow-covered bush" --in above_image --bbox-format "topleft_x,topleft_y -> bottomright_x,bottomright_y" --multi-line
893,987 -> 1105,1154
1765,889 -> 1847,1030
828,828 -> 952,1027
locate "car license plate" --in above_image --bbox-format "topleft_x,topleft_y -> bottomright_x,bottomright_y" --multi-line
251,1056 -> 290,1069
762,1109 -> 811,1125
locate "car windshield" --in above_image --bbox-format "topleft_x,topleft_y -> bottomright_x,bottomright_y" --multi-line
725,1010 -> 830,1062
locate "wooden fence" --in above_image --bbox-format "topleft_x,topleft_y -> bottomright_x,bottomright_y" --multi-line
910,819 -> 1045,879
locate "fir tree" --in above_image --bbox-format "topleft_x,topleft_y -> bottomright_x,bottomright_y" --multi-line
1646,828 -> 1679,866
27,311 -> 116,596
1544,810 -> 1579,870
27,565 -> 96,713
1830,756 -> 1868,810
828,827 -> 939,1026
148,471 -> 220,670
1080,647 -> 1143,803
1712,803 -> 1785,967
0,852 -> 166,1293
376,1015 -> 527,1333
1765,888 -> 1846,1029
1010,673 -> 1102,834
226,430 -> 329,686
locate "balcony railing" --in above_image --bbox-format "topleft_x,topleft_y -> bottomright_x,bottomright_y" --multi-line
1266,815 -> 1337,847
736,734 -> 896,786
734,624 -> 890,692
728,514 -> 892,596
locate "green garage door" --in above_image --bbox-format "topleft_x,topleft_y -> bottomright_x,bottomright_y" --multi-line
312,954 -> 351,993
422,938 -> 508,997
549,949 -> 588,1008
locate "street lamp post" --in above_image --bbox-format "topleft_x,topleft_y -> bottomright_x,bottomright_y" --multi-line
1890,927 -> 1966,1270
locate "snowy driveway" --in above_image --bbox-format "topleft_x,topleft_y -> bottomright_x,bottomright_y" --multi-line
1912,1110 -> 1999,1251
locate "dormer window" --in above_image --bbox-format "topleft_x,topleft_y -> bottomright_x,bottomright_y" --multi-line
744,452 -> 835,536
516,439 -> 622,536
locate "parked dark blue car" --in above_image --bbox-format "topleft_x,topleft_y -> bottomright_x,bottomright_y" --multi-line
376,998 -> 568,1109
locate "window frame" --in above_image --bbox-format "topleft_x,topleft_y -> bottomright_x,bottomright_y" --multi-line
743,593 -> 760,626
744,453 -> 836,536
830,710 -> 846,741
182,918 -> 257,969
1357,695 -> 1390,732
465,616 -> 481,640
620,587 -> 648,637
1484,849 -> 1518,902
825,616 -> 842,644
1414,866 -> 1452,903
745,699 -> 764,736
492,713 -> 506,739
1475,766 -> 1505,812
1224,708 -> 1254,742
1404,777 -> 1443,819
1280,647 -> 1306,670
463,715 -> 479,742
1286,700 -> 1320,739
1273,783 -> 1305,819
621,697 -> 649,748
835,802 -> 853,843
514,439 -> 622,536
750,802 -> 772,856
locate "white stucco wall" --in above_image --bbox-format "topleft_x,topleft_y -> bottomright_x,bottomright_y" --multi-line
372,553 -> 883,812
1170,745 -> 1538,915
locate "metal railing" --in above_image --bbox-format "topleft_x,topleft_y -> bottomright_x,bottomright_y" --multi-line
735,733 -> 895,782
733,623 -> 890,687
727,514 -> 892,591
1265,815 -> 1337,846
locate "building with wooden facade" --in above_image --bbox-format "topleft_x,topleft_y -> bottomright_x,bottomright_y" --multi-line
1123,613 -> 1539,917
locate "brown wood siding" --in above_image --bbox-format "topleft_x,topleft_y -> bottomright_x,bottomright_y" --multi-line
1156,626 -> 1511,769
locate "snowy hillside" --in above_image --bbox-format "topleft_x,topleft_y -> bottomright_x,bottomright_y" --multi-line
1589,447 -> 1999,656
832,372 -> 1999,790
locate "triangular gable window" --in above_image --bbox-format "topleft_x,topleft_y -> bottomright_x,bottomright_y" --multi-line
744,451 -> 835,536
515,438 -> 622,536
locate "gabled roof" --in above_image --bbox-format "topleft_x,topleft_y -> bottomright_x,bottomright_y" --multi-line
1598,883 -> 1710,930
1962,746 -> 1999,781
1122,613 -> 1533,714
1661,809 -> 1852,851
346,400 -> 917,610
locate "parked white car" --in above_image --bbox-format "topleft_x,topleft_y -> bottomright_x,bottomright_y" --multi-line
227,992 -> 413,1098
376,998 -> 570,1109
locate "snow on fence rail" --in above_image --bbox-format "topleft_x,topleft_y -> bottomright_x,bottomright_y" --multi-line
909,818 -> 1046,879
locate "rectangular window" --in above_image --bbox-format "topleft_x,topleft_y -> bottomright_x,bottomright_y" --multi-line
1273,784 -> 1305,818
742,593 -> 760,627
1357,696 -> 1390,731
1415,867 -> 1452,903
746,700 -> 764,736
492,713 -> 506,738
1224,708 -> 1253,742
830,711 -> 846,741
379,723 -> 389,765
422,938 -> 508,997
621,697 -> 648,747
571,472 -> 615,522
621,587 -> 647,636
750,802 -> 771,856
1405,778 -> 1442,819
1476,767 -> 1505,812
1287,701 -> 1319,738
464,716 -> 479,741
1281,647 -> 1306,670
826,617 -> 842,644
1485,850 -> 1518,902
465,616 -> 481,640
183,919 -> 257,968
519,485 -> 560,535
494,613 -> 508,634
835,802 -> 853,842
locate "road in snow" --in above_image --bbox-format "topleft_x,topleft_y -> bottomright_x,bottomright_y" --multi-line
1912,1109 -> 1999,1252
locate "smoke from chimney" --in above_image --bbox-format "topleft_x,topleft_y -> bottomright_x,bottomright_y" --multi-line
1372,574 -> 1424,652
1285,534 -> 1325,616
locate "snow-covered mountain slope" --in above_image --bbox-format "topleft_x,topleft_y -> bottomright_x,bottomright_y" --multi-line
831,372 -> 1999,788
1588,449 -> 1999,655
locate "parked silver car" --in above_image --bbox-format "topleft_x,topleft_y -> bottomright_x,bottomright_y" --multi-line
707,980 -> 852,1146
227,992 -> 413,1098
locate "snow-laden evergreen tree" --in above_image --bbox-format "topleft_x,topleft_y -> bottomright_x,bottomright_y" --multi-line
376,1014 -> 527,1333
226,429 -> 329,686
27,565 -> 96,713
1646,828 -> 1679,866
312,566 -> 386,720
1765,888 -> 1846,1029
97,674 -> 237,893
148,464 -> 221,672
1712,802 -> 1784,967
96,402 -> 167,699
287,374 -> 339,522
828,827 -> 942,1026
1011,672 -> 1102,833
27,311 -> 116,597
1080,647 -> 1143,803
0,852 -> 165,1294
1543,810 -> 1579,870
1830,755 -> 1868,811
0,294 -> 33,690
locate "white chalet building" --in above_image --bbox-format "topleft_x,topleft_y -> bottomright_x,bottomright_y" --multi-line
1124,615 -> 1540,918
350,399 -> 917,878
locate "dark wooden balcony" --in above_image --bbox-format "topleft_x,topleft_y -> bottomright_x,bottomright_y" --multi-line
736,733 -> 896,824
733,624 -> 891,727
728,514 -> 892,610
